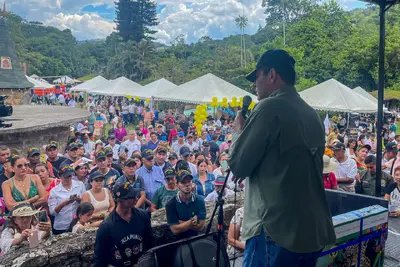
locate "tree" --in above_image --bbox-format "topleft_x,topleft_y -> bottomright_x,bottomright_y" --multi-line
262,0 -> 315,46
115,0 -> 158,42
235,13 -> 248,67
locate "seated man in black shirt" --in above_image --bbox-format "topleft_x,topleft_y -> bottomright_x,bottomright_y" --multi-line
166,170 -> 206,239
94,179 -> 154,267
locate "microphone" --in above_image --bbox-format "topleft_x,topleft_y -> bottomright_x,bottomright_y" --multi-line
241,95 -> 252,120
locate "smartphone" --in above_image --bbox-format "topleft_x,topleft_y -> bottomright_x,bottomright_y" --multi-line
28,230 -> 39,249
70,194 -> 77,200
221,161 -> 228,172
203,147 -> 209,156
38,210 -> 48,223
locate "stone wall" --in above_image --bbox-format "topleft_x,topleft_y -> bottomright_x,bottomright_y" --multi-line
0,125 -> 71,156
0,193 -> 245,267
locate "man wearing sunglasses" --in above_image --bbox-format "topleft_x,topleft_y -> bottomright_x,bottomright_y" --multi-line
93,179 -> 154,267
136,149 -> 165,209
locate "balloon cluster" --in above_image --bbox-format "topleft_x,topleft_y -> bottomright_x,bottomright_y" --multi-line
210,97 -> 219,108
126,95 -> 132,99
194,104 -> 208,135
230,97 -> 239,108
145,98 -> 150,104
220,97 -> 229,108
135,96 -> 140,102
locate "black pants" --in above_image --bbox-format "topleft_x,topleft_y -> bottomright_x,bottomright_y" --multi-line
53,229 -> 68,235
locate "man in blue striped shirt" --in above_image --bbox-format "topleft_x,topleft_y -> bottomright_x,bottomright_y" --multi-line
136,149 -> 165,208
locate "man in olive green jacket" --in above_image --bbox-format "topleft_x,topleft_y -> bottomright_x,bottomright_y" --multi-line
229,49 -> 336,267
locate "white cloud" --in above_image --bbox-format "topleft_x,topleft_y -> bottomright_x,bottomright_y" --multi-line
155,0 -> 265,44
5,0 -> 365,43
46,13 -> 115,40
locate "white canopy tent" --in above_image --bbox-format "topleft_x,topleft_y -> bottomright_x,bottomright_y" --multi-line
53,76 -> 81,84
26,75 -> 53,89
135,78 -> 177,98
70,76 -> 108,92
30,74 -> 50,84
353,86 -> 378,104
155,73 -> 257,104
299,79 -> 377,113
89,77 -> 143,96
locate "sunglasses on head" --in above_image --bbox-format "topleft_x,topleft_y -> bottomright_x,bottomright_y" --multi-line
16,163 -> 29,169
107,154 -> 113,158
145,156 -> 154,161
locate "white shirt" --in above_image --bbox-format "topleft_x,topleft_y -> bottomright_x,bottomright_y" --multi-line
188,161 -> 198,176
58,94 -> 65,104
186,142 -> 199,152
205,189 -> 234,202
121,105 -> 129,114
86,101 -> 95,111
332,157 -> 357,192
68,100 -> 76,107
171,142 -> 187,156
122,139 -> 141,157
109,105 -> 115,114
129,104 -> 136,114
48,180 -> 86,230
83,141 -> 95,154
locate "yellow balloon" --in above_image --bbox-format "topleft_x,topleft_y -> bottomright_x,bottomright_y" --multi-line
126,95 -> 132,99
145,98 -> 150,103
135,96 -> 140,101
212,97 -> 218,102
222,97 -> 228,103
249,101 -> 256,110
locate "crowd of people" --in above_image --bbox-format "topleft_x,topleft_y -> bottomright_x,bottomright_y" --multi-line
11,87 -> 400,266
323,117 -> 400,218
0,102 -> 246,266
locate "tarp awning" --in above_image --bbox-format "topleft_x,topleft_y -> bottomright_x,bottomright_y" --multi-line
299,79 -> 377,113
26,75 -> 53,89
89,77 -> 143,96
53,76 -> 81,84
135,78 -> 177,98
353,86 -> 378,104
70,76 -> 108,92
155,73 -> 257,104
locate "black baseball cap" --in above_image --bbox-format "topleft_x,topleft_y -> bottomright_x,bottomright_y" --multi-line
358,144 -> 372,152
103,147 -> 113,156
68,143 -> 79,151
112,179 -> 140,200
330,142 -> 345,151
95,150 -> 106,161
176,169 -> 193,183
141,149 -> 154,160
156,146 -> 168,154
59,165 -> 75,178
124,158 -> 137,167
168,152 -> 178,160
27,147 -> 40,157
246,49 -> 296,83
164,167 -> 176,179
89,171 -> 105,181
46,141 -> 58,151
385,142 -> 398,153
108,135 -> 116,140
180,146 -> 191,157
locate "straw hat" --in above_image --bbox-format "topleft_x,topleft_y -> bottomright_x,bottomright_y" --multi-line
6,203 -> 40,218
323,155 -> 337,174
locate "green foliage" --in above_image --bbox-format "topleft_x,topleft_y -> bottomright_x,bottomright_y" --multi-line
115,0 -> 158,42
6,0 -> 400,97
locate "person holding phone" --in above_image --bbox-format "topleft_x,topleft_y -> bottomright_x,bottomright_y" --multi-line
48,166 -> 86,235
0,203 -> 51,254
384,167 -> 400,217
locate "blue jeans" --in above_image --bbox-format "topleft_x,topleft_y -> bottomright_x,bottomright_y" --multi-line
243,229 -> 322,267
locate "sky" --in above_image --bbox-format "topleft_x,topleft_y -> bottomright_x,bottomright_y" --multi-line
5,0 -> 367,44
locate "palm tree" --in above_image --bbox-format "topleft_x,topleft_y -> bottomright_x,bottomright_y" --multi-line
235,13 -> 248,68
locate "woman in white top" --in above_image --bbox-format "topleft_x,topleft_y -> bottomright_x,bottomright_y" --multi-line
81,171 -> 115,223
345,138 -> 357,159
227,207 -> 245,267
0,203 -> 51,254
